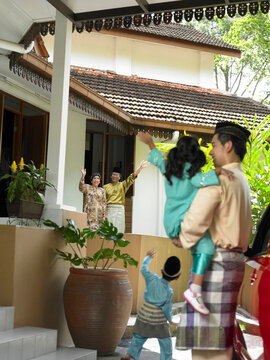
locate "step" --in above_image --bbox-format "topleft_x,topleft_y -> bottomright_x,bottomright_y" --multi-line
0,326 -> 57,360
0,307 -> 14,332
33,347 -> 97,360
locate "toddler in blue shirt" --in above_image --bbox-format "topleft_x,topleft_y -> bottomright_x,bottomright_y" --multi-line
121,249 -> 181,360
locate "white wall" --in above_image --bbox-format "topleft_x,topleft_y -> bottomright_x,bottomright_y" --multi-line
43,31 -> 214,88
63,109 -> 86,212
132,137 -> 167,237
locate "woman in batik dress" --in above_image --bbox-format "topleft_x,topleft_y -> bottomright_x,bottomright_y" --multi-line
79,167 -> 106,230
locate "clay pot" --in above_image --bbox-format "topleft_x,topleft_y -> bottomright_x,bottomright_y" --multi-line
63,267 -> 133,355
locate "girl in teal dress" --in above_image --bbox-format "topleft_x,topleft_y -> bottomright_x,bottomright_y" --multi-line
138,132 -> 231,315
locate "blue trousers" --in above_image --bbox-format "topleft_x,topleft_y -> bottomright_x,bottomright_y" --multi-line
127,333 -> 172,360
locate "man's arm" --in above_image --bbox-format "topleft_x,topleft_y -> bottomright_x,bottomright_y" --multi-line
176,185 -> 221,249
133,160 -> 150,177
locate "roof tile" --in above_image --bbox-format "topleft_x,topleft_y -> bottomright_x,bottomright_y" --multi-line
70,66 -> 270,130
119,23 -> 239,51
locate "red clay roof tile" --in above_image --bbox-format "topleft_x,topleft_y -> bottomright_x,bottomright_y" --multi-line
70,66 -> 270,130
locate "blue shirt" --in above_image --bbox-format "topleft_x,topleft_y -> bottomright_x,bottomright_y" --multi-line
148,148 -> 220,239
141,255 -> 173,322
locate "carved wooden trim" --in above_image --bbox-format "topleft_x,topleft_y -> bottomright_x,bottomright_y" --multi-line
9,61 -> 129,133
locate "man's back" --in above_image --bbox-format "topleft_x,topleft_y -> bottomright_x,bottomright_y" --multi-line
179,162 -> 252,252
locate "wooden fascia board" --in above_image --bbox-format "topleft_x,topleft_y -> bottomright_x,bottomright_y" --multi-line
21,53 -> 133,124
132,117 -> 214,134
98,29 -> 241,58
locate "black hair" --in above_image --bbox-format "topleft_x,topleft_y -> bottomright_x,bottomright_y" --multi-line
161,255 -> 181,281
165,136 -> 206,185
112,167 -> 121,175
217,133 -> 247,161
90,172 -> 101,185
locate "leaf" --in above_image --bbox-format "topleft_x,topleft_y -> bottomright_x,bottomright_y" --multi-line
116,239 -> 130,248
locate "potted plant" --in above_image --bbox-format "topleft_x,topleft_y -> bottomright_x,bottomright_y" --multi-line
0,158 -> 56,219
43,218 -> 138,355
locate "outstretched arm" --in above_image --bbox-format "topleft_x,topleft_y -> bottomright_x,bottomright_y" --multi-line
79,166 -> 88,193
137,131 -> 156,150
133,160 -> 150,177
138,131 -> 166,174
80,166 -> 86,181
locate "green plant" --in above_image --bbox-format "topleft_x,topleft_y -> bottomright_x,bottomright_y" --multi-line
0,158 -> 56,203
237,115 -> 270,240
44,218 -> 138,270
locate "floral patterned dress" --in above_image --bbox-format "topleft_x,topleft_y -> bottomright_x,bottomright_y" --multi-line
79,180 -> 107,230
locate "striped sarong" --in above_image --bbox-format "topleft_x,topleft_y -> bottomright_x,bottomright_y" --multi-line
106,204 -> 125,233
133,302 -> 170,338
176,248 -> 245,350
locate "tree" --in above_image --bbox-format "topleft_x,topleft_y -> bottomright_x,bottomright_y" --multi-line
190,13 -> 270,103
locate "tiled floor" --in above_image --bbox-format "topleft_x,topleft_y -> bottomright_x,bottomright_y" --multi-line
97,337 -> 192,360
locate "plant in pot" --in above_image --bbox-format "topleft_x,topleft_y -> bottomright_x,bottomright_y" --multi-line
0,158 -> 56,219
43,218 -> 138,355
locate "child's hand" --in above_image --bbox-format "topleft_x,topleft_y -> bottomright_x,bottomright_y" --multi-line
146,249 -> 155,258
215,167 -> 234,181
172,238 -> 182,247
169,321 -> 178,327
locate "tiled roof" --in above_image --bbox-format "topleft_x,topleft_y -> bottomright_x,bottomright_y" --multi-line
114,23 -> 240,53
70,66 -> 270,131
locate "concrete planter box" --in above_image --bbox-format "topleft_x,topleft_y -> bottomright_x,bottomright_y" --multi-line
6,199 -> 44,219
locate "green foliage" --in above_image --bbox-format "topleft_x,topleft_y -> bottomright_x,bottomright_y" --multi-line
237,115 -> 270,240
44,218 -> 138,270
190,13 -> 270,103
0,160 -> 56,203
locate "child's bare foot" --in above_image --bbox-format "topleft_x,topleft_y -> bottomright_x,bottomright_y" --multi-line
121,355 -> 131,360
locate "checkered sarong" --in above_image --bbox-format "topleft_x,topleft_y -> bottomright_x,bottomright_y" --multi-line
176,248 -> 245,350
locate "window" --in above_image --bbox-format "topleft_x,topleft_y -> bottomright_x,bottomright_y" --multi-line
0,90 -> 49,216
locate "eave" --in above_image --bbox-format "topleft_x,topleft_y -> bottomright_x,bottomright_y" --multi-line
99,28 -> 241,58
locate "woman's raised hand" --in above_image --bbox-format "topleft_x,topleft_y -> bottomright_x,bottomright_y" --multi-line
80,166 -> 86,178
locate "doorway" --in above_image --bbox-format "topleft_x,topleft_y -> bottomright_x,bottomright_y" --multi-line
84,120 -> 135,231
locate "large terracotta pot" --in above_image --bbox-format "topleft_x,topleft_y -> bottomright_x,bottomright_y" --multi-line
63,267 -> 133,355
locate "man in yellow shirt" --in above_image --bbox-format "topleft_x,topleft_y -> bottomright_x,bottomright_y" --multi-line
173,121 -> 252,360
103,160 -> 149,233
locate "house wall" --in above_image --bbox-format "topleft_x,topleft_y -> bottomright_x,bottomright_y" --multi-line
132,137 -> 167,237
43,31 -> 214,88
0,57 -> 86,214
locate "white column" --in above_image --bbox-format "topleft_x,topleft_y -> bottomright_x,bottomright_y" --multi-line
44,10 -> 73,222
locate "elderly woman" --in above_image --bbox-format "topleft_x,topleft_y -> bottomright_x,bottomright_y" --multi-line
79,167 -> 106,230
